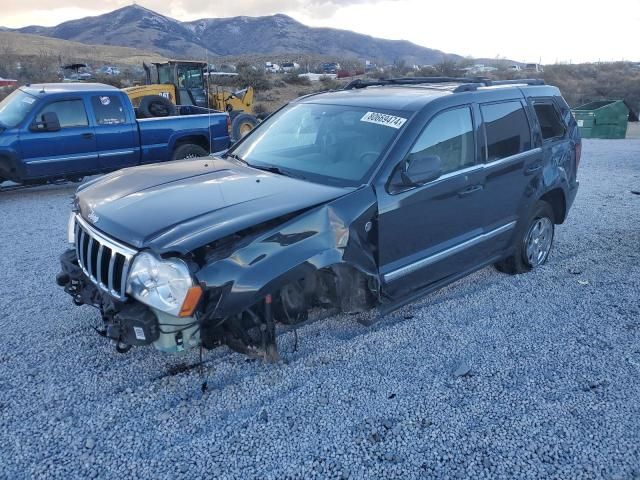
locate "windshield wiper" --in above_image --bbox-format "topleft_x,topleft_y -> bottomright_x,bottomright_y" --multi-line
225,152 -> 248,165
226,153 -> 305,180
250,164 -> 305,180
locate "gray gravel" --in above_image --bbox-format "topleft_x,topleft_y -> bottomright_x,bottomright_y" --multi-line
1,139 -> 640,479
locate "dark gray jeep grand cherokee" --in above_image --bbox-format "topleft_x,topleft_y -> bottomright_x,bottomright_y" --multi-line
57,77 -> 581,360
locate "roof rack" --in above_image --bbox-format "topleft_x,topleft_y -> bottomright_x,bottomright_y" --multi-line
343,77 -> 545,92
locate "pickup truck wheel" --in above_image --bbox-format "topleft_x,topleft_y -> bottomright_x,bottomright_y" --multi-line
138,95 -> 177,118
172,144 -> 208,160
231,113 -> 258,141
495,201 -> 555,275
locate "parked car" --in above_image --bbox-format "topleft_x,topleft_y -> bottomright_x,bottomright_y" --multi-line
57,78 -> 580,361
0,83 -> 230,185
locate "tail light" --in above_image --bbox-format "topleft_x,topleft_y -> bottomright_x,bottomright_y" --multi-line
575,142 -> 582,169
226,115 -> 232,136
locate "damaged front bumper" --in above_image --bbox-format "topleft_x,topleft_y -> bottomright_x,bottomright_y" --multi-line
57,249 -> 200,354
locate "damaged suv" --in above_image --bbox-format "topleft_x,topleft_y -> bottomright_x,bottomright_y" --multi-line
57,77 -> 581,360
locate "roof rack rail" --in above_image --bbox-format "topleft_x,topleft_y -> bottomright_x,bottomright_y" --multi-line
344,77 -> 545,91
343,76 -> 488,90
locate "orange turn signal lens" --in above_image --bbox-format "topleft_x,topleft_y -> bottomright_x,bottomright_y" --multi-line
179,285 -> 203,317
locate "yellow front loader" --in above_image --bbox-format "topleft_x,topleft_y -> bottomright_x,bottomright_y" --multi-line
123,60 -> 258,140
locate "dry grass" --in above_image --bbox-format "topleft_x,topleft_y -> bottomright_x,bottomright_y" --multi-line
0,32 -> 166,66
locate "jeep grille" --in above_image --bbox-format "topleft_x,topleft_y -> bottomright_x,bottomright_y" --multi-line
74,215 -> 137,301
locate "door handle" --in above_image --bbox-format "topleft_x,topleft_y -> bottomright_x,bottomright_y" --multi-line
458,184 -> 484,197
525,163 -> 542,175
81,133 -> 94,139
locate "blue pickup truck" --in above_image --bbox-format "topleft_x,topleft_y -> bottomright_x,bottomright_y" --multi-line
0,83 -> 230,185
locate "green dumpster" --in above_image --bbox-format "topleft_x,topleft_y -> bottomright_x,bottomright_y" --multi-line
572,100 -> 629,139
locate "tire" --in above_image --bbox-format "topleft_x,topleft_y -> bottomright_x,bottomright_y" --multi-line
495,201 -> 555,275
231,113 -> 258,141
171,144 -> 208,161
138,95 -> 177,118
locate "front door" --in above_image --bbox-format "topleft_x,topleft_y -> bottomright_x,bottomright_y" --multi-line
21,98 -> 98,179
377,105 -> 489,296
89,94 -> 139,170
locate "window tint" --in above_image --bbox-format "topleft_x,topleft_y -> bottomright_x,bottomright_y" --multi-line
481,101 -> 531,161
533,102 -> 565,140
407,106 -> 474,175
38,100 -> 88,128
91,95 -> 127,125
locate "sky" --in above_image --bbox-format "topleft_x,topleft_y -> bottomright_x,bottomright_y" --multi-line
2,0 -> 639,63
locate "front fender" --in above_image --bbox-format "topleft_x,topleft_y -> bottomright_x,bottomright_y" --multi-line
195,186 -> 379,317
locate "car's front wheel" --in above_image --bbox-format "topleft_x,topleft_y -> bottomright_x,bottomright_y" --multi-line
495,201 -> 555,275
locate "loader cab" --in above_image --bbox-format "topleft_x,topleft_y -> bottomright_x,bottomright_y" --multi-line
153,61 -> 208,108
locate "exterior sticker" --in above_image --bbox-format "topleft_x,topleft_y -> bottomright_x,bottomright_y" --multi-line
577,119 -> 584,127
133,326 -> 146,341
361,111 -> 407,129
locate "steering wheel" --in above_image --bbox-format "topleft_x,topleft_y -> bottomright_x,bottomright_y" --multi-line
357,151 -> 380,167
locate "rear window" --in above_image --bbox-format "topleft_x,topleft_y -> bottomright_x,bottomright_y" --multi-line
91,95 -> 127,125
481,101 -> 531,161
533,102 -> 565,140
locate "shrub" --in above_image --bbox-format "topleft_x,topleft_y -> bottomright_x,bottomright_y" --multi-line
284,74 -> 311,86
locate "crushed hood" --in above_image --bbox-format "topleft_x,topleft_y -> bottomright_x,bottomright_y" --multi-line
76,158 -> 350,253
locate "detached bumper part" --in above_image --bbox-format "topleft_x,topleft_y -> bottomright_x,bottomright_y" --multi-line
57,249 -> 199,354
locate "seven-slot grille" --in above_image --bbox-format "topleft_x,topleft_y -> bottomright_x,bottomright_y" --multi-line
74,215 -> 137,301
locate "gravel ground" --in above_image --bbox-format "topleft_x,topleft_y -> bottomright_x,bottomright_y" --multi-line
1,139 -> 639,479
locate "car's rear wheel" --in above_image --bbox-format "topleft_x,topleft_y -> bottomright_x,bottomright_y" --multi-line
495,201 -> 555,274
171,144 -> 208,160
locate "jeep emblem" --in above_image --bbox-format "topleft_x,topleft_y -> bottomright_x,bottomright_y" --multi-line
88,209 -> 99,224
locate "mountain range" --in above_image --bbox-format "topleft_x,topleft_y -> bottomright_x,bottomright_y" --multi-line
11,5 -> 460,64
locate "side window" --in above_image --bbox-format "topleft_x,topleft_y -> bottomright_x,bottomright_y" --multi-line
481,101 -> 531,161
38,100 -> 88,128
407,106 -> 475,175
533,102 -> 565,140
91,95 -> 127,125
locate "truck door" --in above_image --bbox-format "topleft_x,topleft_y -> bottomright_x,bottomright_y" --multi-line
89,94 -> 139,170
376,105 -> 492,297
20,98 -> 98,179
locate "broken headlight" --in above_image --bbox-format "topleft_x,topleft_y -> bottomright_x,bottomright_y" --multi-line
126,252 -> 194,317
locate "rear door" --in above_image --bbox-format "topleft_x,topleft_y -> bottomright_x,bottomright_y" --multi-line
478,99 -> 541,258
376,105 -> 489,295
89,94 -> 139,170
20,98 -> 98,179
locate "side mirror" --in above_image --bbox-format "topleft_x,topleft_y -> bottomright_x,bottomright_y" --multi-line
30,112 -> 61,132
401,154 -> 442,186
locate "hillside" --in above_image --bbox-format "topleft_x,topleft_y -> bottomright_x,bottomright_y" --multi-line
0,31 -> 166,65
13,5 -> 459,64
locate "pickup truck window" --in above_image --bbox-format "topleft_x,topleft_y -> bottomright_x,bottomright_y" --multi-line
38,100 -> 89,128
91,95 -> 127,125
230,103 -> 404,186
0,89 -> 37,127
481,101 -> 531,161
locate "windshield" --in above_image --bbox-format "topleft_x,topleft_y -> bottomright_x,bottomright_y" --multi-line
0,89 -> 37,128
230,103 -> 408,186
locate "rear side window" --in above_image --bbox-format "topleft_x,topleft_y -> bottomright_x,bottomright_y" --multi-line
481,101 -> 531,161
408,106 -> 475,175
38,100 -> 88,128
91,95 -> 127,125
533,102 -> 565,140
